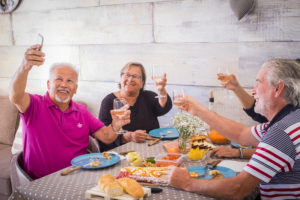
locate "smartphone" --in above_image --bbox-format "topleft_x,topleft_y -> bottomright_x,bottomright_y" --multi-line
37,33 -> 44,51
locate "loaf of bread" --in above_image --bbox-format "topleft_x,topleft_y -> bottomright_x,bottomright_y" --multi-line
98,174 -> 123,197
117,177 -> 144,198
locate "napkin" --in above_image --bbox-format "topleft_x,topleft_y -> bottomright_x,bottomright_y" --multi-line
218,160 -> 248,172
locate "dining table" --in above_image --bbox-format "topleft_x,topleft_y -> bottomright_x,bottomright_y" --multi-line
9,139 -> 258,200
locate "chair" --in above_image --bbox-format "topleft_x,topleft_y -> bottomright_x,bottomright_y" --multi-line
10,151 -> 32,192
88,136 -> 100,153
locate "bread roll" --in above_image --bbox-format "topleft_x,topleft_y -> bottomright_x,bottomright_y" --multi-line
117,177 -> 144,198
98,174 -> 123,197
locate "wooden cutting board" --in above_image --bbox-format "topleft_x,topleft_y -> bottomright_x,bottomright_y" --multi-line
85,186 -> 151,200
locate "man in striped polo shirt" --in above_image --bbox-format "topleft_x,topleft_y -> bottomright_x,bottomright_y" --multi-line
170,58 -> 300,199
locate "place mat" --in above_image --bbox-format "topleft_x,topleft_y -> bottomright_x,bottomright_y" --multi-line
217,160 -> 248,172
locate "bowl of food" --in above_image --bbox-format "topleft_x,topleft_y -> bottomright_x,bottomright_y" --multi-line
155,153 -> 183,167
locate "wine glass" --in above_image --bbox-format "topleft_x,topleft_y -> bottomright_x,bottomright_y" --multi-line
113,98 -> 128,134
217,66 -> 231,82
217,66 -> 232,97
152,65 -> 166,98
173,88 -> 185,111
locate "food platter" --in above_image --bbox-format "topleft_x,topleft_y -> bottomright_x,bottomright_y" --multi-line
71,153 -> 120,169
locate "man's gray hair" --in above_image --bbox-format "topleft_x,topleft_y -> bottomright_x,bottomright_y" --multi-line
263,58 -> 300,106
49,62 -> 79,82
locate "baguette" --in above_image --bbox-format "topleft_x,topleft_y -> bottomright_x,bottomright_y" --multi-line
98,174 -> 123,197
117,177 -> 144,198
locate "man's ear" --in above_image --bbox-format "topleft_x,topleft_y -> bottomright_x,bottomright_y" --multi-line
275,82 -> 284,97
74,84 -> 78,94
47,80 -> 50,90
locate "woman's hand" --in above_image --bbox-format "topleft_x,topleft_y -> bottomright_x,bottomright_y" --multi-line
155,73 -> 167,96
110,104 -> 131,132
210,146 -> 239,158
130,130 -> 148,143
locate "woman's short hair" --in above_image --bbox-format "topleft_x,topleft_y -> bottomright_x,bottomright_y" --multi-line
263,58 -> 300,106
118,62 -> 146,91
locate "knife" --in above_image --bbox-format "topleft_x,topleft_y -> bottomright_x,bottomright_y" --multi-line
60,163 -> 90,176
209,159 -> 221,169
148,138 -> 160,146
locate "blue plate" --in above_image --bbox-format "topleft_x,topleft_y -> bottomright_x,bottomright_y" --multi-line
231,142 -> 252,149
149,128 -> 179,139
188,166 -> 236,179
71,153 -> 120,169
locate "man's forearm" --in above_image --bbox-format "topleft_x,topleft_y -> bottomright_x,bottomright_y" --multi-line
95,125 -> 118,144
9,63 -> 30,104
186,172 -> 260,199
194,103 -> 256,146
233,86 -> 255,109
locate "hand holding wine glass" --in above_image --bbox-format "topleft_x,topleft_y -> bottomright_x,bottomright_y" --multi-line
217,66 -> 232,82
173,88 -> 185,110
111,98 -> 130,134
152,65 -> 167,98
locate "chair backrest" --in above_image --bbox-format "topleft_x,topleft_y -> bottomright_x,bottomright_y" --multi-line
87,136 -> 100,153
10,151 -> 32,191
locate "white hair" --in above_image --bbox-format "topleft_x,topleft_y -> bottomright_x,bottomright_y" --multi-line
263,58 -> 300,106
49,62 -> 79,82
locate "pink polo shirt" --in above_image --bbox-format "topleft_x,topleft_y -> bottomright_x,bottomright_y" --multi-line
20,92 -> 104,179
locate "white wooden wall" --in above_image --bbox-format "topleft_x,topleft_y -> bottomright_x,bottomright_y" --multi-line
1,0 -> 300,127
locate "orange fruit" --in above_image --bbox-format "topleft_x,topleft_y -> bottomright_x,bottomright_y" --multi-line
208,129 -> 229,144
168,147 -> 180,153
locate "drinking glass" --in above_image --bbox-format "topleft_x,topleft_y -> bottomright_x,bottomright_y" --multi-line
113,98 -> 128,134
217,66 -> 232,98
152,65 -> 166,98
217,66 -> 231,82
172,88 -> 185,111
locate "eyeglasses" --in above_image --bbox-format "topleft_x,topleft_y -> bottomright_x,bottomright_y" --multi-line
121,73 -> 142,80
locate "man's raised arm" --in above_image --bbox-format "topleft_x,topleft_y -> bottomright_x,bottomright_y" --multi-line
9,44 -> 45,113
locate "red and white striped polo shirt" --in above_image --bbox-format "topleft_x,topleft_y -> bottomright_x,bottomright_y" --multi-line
244,105 -> 300,199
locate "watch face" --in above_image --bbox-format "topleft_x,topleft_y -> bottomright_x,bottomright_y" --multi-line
0,0 -> 21,14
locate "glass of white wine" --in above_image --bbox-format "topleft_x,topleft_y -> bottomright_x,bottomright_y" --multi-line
113,98 -> 128,134
172,88 -> 185,111
217,66 -> 232,97
152,65 -> 166,98
217,66 -> 231,82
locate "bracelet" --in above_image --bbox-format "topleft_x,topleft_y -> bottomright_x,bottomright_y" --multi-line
238,148 -> 244,159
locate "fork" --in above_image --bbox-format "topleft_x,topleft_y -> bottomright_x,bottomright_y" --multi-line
198,167 -> 210,178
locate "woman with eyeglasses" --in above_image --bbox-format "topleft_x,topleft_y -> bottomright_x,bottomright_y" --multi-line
97,62 -> 172,152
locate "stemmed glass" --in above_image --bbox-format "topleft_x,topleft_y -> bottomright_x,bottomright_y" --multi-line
217,66 -> 231,82
173,88 -> 185,111
152,65 -> 166,98
217,66 -> 232,97
113,98 -> 128,134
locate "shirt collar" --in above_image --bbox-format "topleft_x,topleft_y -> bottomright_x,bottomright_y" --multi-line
265,104 -> 296,130
43,92 -> 77,113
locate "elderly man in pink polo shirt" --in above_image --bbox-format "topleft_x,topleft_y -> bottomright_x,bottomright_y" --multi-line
9,44 -> 130,180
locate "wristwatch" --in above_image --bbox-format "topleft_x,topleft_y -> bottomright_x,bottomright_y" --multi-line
0,0 -> 22,14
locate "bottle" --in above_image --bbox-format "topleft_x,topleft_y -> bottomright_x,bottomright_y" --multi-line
204,91 -> 214,132
209,91 -> 214,111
